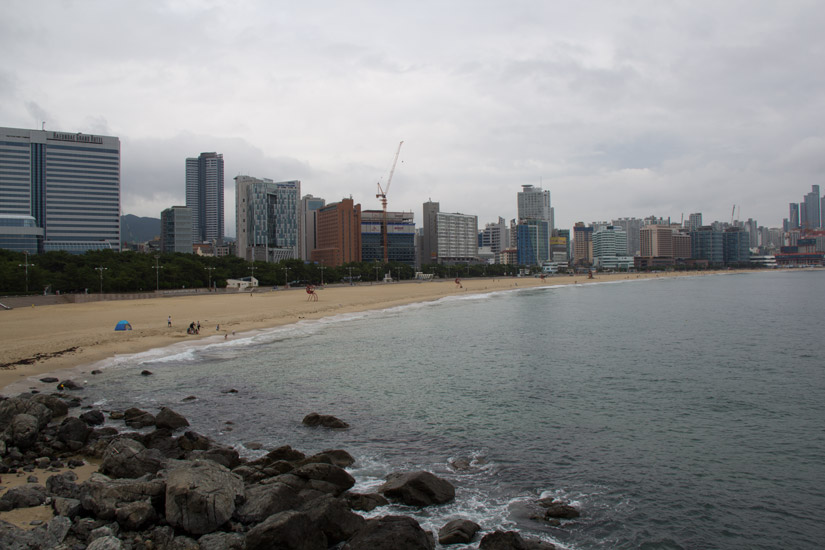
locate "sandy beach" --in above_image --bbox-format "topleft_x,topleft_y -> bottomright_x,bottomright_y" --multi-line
0,271 -> 730,392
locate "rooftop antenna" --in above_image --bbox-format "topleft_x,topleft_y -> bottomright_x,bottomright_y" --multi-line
41,121 -> 46,130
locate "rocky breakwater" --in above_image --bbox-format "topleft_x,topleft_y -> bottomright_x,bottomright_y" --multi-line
1,392 -> 567,549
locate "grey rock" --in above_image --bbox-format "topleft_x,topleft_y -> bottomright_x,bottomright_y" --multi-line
57,416 -> 92,449
246,510 -> 326,550
165,459 -> 244,535
80,473 -> 166,520
80,410 -> 105,426
537,498 -> 581,519
52,496 -> 82,518
344,492 -> 389,512
40,377 -> 59,383
89,524 -> 119,541
143,428 -> 185,459
288,462 -> 355,496
0,519 -> 42,550
155,407 -> 189,431
187,446 -> 241,469
378,471 -> 456,506
86,535 -> 124,550
100,437 -> 164,479
0,484 -> 46,511
198,531 -> 246,550
233,482 -> 302,525
115,499 -> 157,530
57,379 -> 83,391
9,414 -> 39,449
46,470 -> 79,499
123,407 -> 156,428
300,494 -> 366,544
264,444 -> 306,462
302,412 -> 349,429
438,518 -> 481,545
0,397 -> 52,430
177,430 -> 212,452
30,393 -> 69,418
43,515 -> 72,546
301,449 -> 355,468
479,530 -> 557,550
343,515 -> 435,550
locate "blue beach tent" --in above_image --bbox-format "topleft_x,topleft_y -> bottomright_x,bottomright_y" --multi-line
114,320 -> 132,331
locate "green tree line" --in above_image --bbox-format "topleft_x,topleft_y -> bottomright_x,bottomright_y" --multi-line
0,249 -> 522,296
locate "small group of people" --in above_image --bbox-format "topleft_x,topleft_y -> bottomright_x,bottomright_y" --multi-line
187,321 -> 200,335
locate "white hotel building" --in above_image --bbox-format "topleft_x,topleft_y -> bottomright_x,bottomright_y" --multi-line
0,126 -> 120,253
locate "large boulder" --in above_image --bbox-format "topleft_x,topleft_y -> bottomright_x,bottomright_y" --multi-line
0,519 -> 44,550
115,499 -> 158,530
277,462 -> 355,497
233,482 -> 302,525
30,393 -> 69,418
86,536 -> 124,550
8,413 -> 39,449
537,498 -> 581,519
46,470 -> 80,499
198,532 -> 246,550
165,459 -> 244,535
438,518 -> 481,545
0,484 -> 47,511
265,444 -> 306,462
301,449 -> 356,468
377,471 -> 455,506
80,409 -> 106,426
100,437 -> 164,479
344,492 -> 389,512
245,510 -> 327,550
143,428 -> 186,459
302,412 -> 349,429
79,473 -> 166,520
188,446 -> 241,469
57,416 -> 92,449
123,407 -> 156,428
0,396 -> 52,430
155,407 -> 190,431
479,530 -> 557,550
343,515 -> 435,550
300,494 -> 366,545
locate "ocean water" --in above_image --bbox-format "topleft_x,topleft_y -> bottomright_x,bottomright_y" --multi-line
36,271 -> 825,549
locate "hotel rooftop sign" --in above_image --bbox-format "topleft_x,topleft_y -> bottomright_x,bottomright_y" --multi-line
49,132 -> 103,144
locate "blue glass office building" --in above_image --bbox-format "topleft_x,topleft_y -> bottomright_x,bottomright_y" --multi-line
0,127 -> 120,253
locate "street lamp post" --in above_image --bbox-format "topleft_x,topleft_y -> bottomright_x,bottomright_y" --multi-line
153,255 -> 163,291
319,266 -> 326,286
204,266 -> 215,290
282,267 -> 290,287
347,267 -> 353,285
95,266 -> 108,294
375,264 -> 380,282
18,251 -> 35,293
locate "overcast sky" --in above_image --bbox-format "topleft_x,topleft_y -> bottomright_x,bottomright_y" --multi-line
2,1 -> 823,236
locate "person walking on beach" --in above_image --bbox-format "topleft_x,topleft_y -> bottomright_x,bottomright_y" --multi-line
167,315 -> 171,327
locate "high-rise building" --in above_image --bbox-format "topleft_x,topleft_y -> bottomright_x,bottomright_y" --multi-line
160,206 -> 193,254
690,227 -> 724,265
301,194 -> 325,260
611,217 -> 643,256
235,176 -> 301,262
687,213 -> 703,231
592,226 -> 632,269
311,198 -> 361,267
480,217 -> 508,255
186,152 -> 224,244
517,219 -> 551,266
789,203 -> 800,230
422,201 -> 477,263
421,200 -> 440,264
361,210 -> 415,266
517,184 -> 553,229
723,228 -> 750,264
801,185 -> 821,230
572,223 -> 594,265
0,127 -> 120,253
640,225 -> 674,258
672,231 -> 692,260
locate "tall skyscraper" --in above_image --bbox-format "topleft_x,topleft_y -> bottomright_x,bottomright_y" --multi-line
186,152 -> 224,244
612,217 -> 644,256
572,223 -> 594,265
421,200 -> 440,264
801,185 -> 821,230
517,184 -> 553,229
160,206 -> 193,254
361,210 -> 415,266
0,127 -> 120,253
687,213 -> 703,231
640,225 -> 674,258
235,176 -> 301,262
789,203 -> 800,229
301,194 -> 325,260
593,226 -> 631,269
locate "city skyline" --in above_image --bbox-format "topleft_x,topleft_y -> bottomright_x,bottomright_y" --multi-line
2,2 -> 823,233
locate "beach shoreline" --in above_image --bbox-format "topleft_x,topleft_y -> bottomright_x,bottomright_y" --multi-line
1,271 -> 741,393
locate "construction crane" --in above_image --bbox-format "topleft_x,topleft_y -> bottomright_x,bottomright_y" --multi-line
730,205 -> 736,226
376,141 -> 404,263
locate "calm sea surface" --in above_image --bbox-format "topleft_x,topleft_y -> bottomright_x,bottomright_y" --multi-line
46,271 -> 825,549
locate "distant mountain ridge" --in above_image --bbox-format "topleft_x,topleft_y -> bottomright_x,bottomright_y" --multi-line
121,214 -> 160,243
